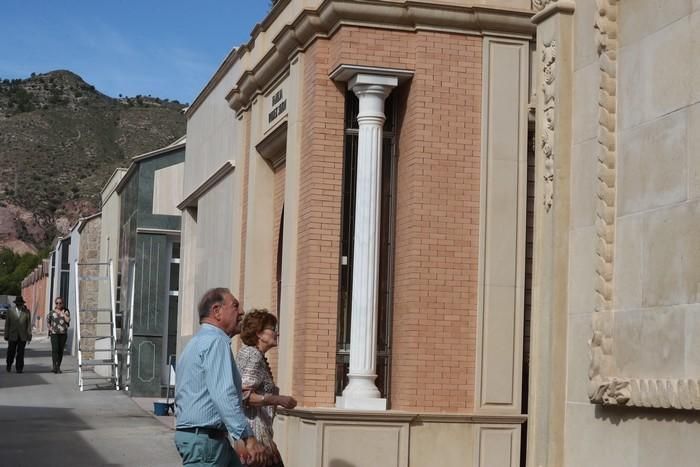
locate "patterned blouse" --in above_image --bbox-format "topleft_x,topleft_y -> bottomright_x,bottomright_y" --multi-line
235,345 -> 279,448
47,309 -> 71,335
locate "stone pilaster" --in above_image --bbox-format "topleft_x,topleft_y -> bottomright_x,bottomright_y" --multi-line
527,2 -> 575,466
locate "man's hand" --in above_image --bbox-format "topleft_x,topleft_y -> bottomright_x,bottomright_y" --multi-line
245,437 -> 267,466
276,395 -> 297,410
233,439 -> 249,464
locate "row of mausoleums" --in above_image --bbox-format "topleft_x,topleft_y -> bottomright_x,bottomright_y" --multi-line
22,0 -> 700,465
173,0 -> 700,466
21,138 -> 185,396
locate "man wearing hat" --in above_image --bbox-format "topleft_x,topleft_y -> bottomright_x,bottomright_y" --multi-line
4,295 -> 32,373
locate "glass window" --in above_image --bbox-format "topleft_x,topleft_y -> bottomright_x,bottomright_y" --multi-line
171,242 -> 181,259
169,263 -> 180,293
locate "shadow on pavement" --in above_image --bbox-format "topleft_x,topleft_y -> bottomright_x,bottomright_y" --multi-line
0,345 -> 56,384
0,372 -> 49,389
0,405 -> 115,467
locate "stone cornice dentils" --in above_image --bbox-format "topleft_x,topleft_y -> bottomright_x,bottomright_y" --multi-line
220,0 -> 535,115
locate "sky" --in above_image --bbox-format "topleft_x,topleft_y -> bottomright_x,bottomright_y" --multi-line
0,1 -> 271,104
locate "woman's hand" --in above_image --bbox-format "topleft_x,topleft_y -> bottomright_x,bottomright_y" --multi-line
276,395 -> 297,410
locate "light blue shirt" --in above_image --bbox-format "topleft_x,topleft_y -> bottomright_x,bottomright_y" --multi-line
175,323 -> 253,440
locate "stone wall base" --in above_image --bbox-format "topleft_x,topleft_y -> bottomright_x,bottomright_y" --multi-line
273,408 -> 525,467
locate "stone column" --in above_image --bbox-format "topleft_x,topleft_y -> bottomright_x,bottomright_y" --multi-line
337,73 -> 397,410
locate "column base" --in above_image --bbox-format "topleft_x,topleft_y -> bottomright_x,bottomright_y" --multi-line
335,396 -> 387,410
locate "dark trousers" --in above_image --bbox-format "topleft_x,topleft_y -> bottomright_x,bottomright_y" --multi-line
51,334 -> 68,369
6,340 -> 27,371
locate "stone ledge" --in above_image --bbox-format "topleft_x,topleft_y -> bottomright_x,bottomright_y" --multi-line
278,407 -> 527,424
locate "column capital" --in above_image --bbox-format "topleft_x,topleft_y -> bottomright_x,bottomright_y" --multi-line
329,64 -> 413,85
348,74 -> 398,95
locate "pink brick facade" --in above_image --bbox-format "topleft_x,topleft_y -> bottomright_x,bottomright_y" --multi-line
21,260 -> 49,333
237,26 -> 485,411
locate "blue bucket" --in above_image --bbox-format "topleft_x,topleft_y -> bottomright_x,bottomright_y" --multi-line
153,401 -> 171,416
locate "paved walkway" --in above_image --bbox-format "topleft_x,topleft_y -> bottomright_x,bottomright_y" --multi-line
0,330 -> 182,467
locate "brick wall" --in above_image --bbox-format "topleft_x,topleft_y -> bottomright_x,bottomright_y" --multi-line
288,27 -> 482,411
294,38 -> 346,407
390,33 -> 482,413
22,260 -> 49,333
239,113 -> 252,304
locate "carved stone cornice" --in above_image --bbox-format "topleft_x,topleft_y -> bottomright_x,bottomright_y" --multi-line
222,0 -> 535,114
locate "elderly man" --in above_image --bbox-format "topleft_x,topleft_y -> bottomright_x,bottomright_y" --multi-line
175,288 -> 266,467
4,296 -> 32,373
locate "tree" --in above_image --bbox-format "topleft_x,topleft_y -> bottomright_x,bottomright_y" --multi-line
0,248 -> 43,296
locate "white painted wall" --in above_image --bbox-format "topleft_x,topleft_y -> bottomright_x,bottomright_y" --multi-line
66,226 -> 80,356
178,64 -> 245,350
96,169 -> 125,376
153,163 -> 184,216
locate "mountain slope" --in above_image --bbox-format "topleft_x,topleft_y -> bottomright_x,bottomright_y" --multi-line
0,70 -> 187,252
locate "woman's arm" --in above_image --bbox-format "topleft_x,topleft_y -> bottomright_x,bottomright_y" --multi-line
246,392 -> 278,407
246,393 -> 297,409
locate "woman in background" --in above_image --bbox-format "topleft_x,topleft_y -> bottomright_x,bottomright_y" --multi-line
47,296 -> 70,373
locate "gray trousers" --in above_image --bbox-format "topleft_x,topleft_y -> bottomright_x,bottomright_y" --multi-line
174,430 -> 242,467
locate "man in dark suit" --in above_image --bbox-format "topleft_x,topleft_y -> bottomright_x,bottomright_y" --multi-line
4,296 -> 32,373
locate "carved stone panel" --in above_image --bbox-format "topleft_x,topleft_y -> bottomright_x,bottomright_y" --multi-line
587,0 -> 700,411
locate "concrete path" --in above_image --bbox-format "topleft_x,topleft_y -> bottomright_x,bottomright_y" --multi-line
0,329 -> 182,467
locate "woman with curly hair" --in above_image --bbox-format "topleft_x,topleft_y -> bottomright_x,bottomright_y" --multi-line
237,309 -> 297,467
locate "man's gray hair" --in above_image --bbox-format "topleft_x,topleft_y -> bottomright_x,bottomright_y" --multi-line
198,288 -> 231,322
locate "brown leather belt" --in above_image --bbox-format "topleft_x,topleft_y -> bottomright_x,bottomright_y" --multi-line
176,427 -> 227,439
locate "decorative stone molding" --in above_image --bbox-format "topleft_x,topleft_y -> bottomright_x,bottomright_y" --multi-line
588,0 -> 621,407
541,39 -> 556,212
592,377 -> 700,410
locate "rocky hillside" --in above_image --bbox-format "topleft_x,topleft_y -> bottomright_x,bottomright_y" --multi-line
0,70 -> 187,253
